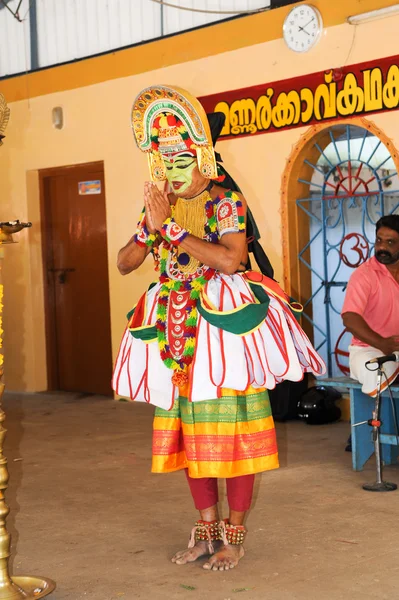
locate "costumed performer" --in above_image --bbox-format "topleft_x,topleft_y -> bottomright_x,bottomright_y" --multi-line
113,85 -> 326,571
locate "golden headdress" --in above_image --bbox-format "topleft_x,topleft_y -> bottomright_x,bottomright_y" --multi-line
131,85 -> 217,182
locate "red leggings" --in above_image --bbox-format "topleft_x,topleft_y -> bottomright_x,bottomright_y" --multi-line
185,470 -> 255,512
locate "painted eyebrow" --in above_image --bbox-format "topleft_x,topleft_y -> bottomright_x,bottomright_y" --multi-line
164,157 -> 194,163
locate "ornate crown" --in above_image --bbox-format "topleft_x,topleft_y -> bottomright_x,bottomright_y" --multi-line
131,85 -> 217,182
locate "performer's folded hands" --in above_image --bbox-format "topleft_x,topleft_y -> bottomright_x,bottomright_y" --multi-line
144,181 -> 171,231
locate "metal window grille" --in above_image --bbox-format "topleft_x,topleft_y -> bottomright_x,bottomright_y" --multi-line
296,124 -> 399,377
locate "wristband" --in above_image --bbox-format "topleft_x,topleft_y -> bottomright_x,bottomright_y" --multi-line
161,217 -> 189,246
133,208 -> 157,247
133,224 -> 157,247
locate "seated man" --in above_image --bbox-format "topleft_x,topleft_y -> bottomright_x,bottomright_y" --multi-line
342,214 -> 399,396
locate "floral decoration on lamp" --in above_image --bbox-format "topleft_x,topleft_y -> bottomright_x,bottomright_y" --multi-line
0,94 -> 10,146
0,284 -> 3,370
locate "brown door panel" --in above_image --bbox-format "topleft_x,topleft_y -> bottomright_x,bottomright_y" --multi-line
43,166 -> 113,396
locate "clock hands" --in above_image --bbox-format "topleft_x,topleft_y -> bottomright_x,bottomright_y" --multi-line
298,16 -> 315,35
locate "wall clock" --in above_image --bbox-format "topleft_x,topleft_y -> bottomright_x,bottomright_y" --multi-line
283,4 -> 323,53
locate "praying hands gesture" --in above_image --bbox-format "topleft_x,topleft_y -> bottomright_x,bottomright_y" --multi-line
118,182 -> 248,276
144,181 -> 171,232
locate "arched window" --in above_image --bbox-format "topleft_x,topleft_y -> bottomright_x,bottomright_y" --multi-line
291,123 -> 399,376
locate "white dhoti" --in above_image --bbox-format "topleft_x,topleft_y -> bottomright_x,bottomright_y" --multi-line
349,345 -> 399,397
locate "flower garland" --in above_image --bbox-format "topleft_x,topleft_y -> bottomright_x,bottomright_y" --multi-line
0,284 -> 3,369
155,271 -> 215,384
155,198 -> 218,382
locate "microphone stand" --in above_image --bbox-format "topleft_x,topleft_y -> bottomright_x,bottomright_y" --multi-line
362,364 -> 397,492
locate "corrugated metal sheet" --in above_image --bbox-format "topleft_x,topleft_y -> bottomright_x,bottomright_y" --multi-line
0,0 -> 31,77
36,0 -> 162,67
1,0 -> 271,77
163,0 -> 269,34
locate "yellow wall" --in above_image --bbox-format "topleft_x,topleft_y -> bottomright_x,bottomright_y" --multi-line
2,0 -> 399,391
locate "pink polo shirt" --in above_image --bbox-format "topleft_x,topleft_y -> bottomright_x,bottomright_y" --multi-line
341,256 -> 399,347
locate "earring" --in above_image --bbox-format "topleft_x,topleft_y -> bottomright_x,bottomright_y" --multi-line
197,146 -> 217,179
148,151 -> 167,182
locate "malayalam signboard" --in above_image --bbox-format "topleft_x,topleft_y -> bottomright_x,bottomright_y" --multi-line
198,55 -> 399,140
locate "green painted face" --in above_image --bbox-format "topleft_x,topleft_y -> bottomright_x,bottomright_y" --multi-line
163,154 -> 197,195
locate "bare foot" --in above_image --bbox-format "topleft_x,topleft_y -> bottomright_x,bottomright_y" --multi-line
203,544 -> 244,571
172,541 -> 212,565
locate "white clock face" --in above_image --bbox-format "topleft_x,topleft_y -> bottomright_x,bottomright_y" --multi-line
283,5 -> 323,53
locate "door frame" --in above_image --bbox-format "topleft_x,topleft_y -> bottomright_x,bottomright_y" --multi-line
39,161 -> 104,390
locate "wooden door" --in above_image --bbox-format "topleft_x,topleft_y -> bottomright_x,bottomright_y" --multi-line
41,163 -> 113,395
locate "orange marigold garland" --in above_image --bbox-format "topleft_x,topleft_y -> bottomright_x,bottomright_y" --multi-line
0,283 -> 3,369
155,196 -> 218,380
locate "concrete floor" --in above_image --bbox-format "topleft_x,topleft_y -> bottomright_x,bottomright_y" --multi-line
2,391 -> 399,600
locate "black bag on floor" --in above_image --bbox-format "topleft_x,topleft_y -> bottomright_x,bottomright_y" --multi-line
269,375 -> 309,422
298,385 -> 342,425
